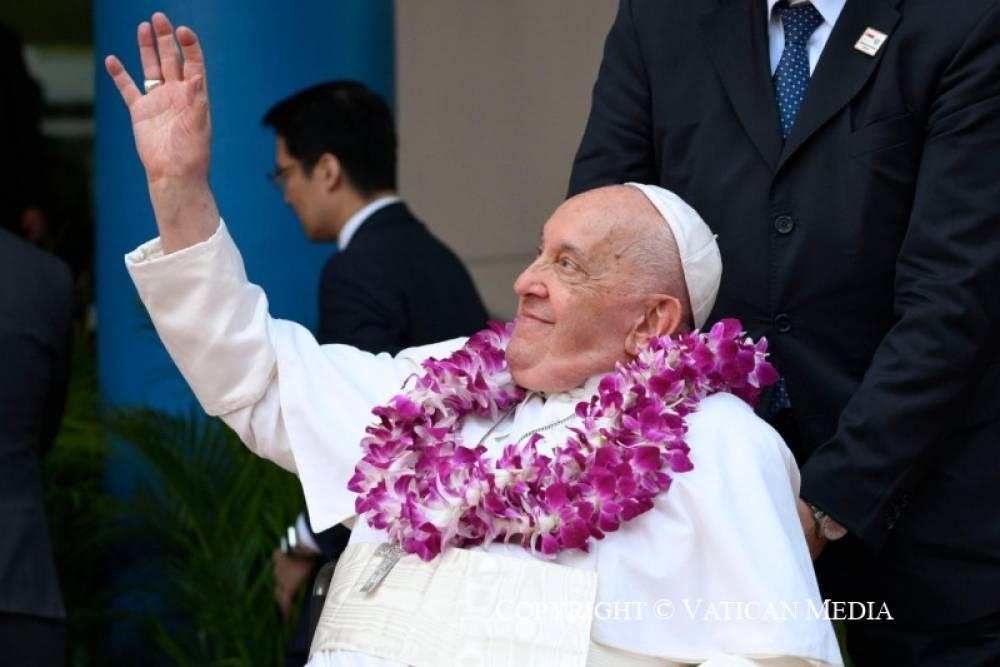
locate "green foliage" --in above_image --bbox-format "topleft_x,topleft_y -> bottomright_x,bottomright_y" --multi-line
107,407 -> 304,666
44,334 -> 305,665
42,334 -> 119,667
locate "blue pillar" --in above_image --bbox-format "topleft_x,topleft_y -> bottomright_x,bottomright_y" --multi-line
93,1 -> 394,653
95,0 -> 395,415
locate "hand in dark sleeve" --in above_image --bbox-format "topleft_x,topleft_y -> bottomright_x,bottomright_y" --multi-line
801,4 -> 1000,550
568,0 -> 658,197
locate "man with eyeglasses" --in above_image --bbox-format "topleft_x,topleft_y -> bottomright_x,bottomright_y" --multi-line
262,81 -> 487,352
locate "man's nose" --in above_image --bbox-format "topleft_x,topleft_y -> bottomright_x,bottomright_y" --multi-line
513,261 -> 548,298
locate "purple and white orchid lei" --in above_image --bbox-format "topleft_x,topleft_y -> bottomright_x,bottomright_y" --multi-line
348,318 -> 778,562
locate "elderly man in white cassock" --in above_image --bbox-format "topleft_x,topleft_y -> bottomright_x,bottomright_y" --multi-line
106,13 -> 844,667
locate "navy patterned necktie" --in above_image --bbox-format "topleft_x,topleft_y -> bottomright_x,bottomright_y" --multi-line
765,2 -> 822,419
773,1 -> 824,139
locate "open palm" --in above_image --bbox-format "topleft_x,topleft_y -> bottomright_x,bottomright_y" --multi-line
105,13 -> 211,185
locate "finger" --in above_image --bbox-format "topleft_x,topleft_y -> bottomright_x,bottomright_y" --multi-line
176,26 -> 207,86
105,55 -> 141,107
137,21 -> 162,83
151,12 -> 182,81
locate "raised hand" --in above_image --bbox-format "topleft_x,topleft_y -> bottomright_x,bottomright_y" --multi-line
104,12 -> 219,253
105,13 -> 210,185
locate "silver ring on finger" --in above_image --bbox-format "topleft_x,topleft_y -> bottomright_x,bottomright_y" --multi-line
143,79 -> 164,93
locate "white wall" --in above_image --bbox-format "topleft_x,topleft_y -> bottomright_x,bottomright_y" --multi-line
396,1 -> 617,318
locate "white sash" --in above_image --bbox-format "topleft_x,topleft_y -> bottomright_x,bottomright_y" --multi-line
309,542 -> 672,667
309,543 -> 814,666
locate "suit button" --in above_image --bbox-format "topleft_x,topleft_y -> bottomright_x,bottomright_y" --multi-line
774,215 -> 795,234
774,314 -> 792,333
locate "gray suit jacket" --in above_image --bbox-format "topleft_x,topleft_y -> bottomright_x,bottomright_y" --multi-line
0,228 -> 71,619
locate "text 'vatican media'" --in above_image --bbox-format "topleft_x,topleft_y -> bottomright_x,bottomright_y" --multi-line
495,599 -> 894,623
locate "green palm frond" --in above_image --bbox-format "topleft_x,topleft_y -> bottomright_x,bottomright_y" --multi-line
108,407 -> 303,665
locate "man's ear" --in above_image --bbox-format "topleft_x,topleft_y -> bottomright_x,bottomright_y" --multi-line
315,153 -> 342,192
625,294 -> 682,356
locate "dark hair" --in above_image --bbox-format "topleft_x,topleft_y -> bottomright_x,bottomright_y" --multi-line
262,80 -> 396,196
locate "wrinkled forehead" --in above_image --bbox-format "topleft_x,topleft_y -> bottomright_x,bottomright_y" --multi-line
541,188 -> 662,257
541,208 -> 610,252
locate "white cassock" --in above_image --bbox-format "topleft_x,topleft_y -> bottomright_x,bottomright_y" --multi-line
125,220 -> 843,667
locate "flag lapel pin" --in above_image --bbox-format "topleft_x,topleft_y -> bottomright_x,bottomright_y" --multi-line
854,27 -> 888,56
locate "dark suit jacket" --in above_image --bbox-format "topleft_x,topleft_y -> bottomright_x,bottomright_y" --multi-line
0,228 -> 71,620
317,201 -> 488,354
569,0 -> 1000,624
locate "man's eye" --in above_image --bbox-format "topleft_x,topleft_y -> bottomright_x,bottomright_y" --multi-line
558,257 -> 577,271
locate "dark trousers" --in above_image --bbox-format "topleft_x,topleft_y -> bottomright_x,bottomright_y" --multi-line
847,608 -> 1000,667
770,409 -> 1000,667
285,524 -> 351,666
284,576 -> 315,667
0,613 -> 66,667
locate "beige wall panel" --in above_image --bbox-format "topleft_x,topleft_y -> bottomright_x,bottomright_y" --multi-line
396,1 -> 618,318
465,258 -> 533,321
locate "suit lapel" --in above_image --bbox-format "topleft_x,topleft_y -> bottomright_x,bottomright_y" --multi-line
700,0 -> 783,173
777,0 -> 901,170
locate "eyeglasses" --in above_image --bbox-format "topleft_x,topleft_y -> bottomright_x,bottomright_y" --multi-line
268,163 -> 297,189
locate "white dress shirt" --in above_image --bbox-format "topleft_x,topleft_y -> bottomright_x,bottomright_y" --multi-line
337,195 -> 402,250
767,0 -> 847,75
125,220 -> 842,666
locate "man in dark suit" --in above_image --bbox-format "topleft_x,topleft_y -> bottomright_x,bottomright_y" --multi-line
568,1 -> 1000,664
0,228 -> 72,666
263,81 -> 488,355
261,81 -> 488,664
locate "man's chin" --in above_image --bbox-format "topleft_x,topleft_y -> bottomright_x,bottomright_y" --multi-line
506,352 -> 568,393
509,365 -> 577,394
505,340 -> 538,387
509,366 -> 544,392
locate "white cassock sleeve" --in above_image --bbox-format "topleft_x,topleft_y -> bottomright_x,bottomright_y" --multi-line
125,219 -> 464,531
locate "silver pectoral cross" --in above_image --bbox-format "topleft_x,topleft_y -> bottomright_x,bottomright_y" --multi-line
359,542 -> 405,594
